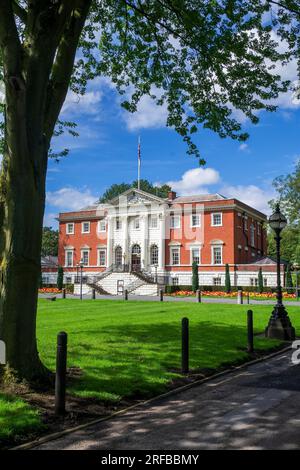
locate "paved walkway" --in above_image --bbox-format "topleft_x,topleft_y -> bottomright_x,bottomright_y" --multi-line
35,350 -> 300,450
39,293 -> 300,306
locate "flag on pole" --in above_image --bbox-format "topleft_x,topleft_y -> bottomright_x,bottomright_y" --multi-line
138,136 -> 141,190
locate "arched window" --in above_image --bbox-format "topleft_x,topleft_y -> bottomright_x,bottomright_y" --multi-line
131,244 -> 141,255
115,246 -> 122,266
131,244 -> 141,271
150,244 -> 158,265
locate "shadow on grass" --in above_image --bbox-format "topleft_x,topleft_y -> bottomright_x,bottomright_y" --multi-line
50,321 -> 279,402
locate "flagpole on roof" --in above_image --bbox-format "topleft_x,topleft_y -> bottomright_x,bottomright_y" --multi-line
138,136 -> 141,190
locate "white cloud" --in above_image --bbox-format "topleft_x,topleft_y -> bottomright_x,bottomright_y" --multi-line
160,166 -> 275,214
61,90 -> 103,116
239,143 -> 249,152
220,184 -> 275,215
46,187 -> 97,212
120,85 -> 168,131
123,94 -> 168,131
165,167 -> 220,195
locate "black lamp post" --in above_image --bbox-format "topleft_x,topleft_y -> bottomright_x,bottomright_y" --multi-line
79,259 -> 84,301
154,263 -> 158,283
265,203 -> 295,340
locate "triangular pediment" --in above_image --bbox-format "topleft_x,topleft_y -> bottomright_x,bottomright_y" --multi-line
109,188 -> 166,206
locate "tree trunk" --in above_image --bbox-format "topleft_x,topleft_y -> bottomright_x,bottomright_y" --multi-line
0,105 -> 50,383
0,0 -> 92,383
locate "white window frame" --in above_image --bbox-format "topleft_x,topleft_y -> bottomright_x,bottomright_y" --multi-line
116,218 -> 122,231
81,249 -> 89,266
150,245 -> 159,265
250,277 -> 258,287
244,216 -> 248,231
98,220 -> 106,233
65,250 -> 74,267
211,212 -> 223,227
133,217 -> 140,230
66,223 -> 74,235
211,245 -> 223,265
250,224 -> 255,246
170,215 -> 181,229
82,221 -> 90,234
190,246 -> 200,265
172,277 -> 179,286
170,247 -> 180,265
191,214 -> 201,228
98,248 -> 106,267
257,223 -> 261,235
213,277 -> 222,286
150,216 -> 158,229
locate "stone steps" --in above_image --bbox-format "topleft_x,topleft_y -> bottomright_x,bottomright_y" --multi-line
95,271 -> 160,296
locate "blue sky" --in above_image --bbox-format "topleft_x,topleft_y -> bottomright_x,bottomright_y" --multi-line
45,70 -> 300,229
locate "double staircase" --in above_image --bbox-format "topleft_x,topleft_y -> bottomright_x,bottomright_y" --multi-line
87,266 -> 161,296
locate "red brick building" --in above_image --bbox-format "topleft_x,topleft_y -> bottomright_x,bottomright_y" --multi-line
57,188 -> 280,294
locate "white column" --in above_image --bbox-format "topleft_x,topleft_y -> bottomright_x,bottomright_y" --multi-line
122,215 -> 128,265
141,214 -> 149,270
107,217 -> 113,267
158,212 -> 165,271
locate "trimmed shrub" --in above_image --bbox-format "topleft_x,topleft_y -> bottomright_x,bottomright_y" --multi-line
286,264 -> 293,292
57,265 -> 64,290
192,261 -> 199,293
225,264 -> 231,293
258,268 -> 264,294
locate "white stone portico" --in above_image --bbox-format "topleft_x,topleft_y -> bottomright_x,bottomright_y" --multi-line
102,188 -> 167,275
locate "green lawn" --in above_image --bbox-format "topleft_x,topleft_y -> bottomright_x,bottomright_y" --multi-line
1,299 -> 300,445
0,393 -> 43,443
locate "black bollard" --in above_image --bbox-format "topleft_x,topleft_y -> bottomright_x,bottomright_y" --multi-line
92,288 -> 96,300
247,310 -> 254,353
159,289 -> 163,301
55,332 -> 68,416
124,289 -> 128,301
196,289 -> 201,303
62,288 -> 66,299
182,317 -> 189,374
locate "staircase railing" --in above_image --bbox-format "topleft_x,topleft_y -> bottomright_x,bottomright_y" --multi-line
86,281 -> 111,296
126,278 -> 145,294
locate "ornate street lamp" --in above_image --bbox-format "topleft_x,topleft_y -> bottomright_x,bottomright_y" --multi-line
265,203 -> 295,340
79,259 -> 84,301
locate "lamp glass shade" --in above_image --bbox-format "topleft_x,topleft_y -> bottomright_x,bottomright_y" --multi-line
268,207 -> 287,231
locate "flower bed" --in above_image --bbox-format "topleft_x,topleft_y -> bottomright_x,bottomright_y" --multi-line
169,290 -> 296,299
38,287 -> 62,294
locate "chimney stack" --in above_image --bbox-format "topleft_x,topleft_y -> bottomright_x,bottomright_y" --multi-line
168,191 -> 177,200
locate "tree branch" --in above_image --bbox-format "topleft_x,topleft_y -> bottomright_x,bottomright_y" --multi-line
12,0 -> 28,24
267,0 -> 300,16
0,0 -> 22,76
44,0 -> 92,143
